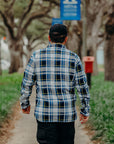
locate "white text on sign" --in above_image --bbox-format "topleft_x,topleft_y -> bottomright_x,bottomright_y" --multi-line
63,0 -> 78,4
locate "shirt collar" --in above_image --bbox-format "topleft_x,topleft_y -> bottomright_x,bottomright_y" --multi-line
47,43 -> 66,49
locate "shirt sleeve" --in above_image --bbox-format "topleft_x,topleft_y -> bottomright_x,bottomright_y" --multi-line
75,55 -> 90,116
20,53 -> 36,109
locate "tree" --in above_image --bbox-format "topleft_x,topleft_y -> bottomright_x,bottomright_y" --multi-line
0,39 -> 2,75
0,0 -> 59,73
85,0 -> 106,75
86,0 -> 114,79
0,24 -> 6,75
104,3 -> 114,81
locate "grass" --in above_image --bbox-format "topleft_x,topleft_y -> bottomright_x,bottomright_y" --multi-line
89,72 -> 114,143
0,71 -> 23,124
77,72 -> 114,143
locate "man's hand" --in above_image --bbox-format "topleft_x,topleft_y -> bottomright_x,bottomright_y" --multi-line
80,114 -> 89,124
22,106 -> 30,114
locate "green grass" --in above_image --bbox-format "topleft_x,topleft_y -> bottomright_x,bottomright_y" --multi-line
87,73 -> 114,143
0,72 -> 23,124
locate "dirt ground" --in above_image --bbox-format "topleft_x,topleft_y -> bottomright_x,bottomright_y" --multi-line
2,90 -> 93,144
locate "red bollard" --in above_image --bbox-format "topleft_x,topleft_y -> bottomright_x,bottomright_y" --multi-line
83,56 -> 94,88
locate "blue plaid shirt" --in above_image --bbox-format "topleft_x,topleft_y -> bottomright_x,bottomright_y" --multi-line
20,44 -> 90,122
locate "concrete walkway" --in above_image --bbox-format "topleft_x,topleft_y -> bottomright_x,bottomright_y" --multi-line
6,90 -> 93,144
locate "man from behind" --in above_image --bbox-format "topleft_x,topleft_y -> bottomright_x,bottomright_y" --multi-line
20,24 -> 90,144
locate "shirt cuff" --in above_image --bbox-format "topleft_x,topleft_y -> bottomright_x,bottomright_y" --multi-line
80,107 -> 90,116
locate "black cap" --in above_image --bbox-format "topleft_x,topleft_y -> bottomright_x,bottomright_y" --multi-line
49,24 -> 67,37
49,24 -> 67,43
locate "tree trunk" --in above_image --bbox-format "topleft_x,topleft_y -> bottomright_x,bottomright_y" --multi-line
27,44 -> 32,62
66,22 -> 82,59
8,38 -> 23,73
93,51 -> 98,76
0,39 -> 2,75
104,3 -> 114,81
104,34 -> 114,81
86,1 -> 105,76
9,50 -> 21,73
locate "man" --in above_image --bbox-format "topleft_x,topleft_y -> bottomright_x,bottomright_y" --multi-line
20,24 -> 90,144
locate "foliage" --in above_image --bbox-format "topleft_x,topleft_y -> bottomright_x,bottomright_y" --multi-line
0,72 -> 23,124
26,20 -> 48,40
0,0 -> 60,73
13,0 -> 30,17
0,0 -> 59,38
0,27 -> 5,38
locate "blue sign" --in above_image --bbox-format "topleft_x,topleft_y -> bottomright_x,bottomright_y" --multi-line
60,0 -> 81,20
52,18 -> 63,25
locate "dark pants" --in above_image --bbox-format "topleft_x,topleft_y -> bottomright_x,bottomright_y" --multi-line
37,121 -> 75,144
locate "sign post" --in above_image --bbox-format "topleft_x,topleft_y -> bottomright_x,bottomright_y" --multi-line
52,18 -> 63,25
60,0 -> 81,20
82,0 -> 87,57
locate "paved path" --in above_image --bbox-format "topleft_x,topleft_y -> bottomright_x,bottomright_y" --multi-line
6,90 -> 93,144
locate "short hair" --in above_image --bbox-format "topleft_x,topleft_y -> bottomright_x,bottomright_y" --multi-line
49,24 -> 67,43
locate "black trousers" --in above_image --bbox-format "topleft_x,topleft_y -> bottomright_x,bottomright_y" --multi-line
37,121 -> 75,144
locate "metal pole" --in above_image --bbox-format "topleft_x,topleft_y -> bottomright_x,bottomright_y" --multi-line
0,39 -> 2,75
82,0 -> 87,57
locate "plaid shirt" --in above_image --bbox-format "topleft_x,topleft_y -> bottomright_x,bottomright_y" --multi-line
20,44 -> 90,122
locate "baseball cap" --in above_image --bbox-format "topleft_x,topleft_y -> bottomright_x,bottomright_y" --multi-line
49,24 -> 67,43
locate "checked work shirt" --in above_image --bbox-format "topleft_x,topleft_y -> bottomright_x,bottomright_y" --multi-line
20,44 -> 90,122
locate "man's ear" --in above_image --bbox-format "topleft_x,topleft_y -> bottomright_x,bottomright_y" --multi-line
65,36 -> 68,43
48,35 -> 51,42
63,36 -> 68,44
